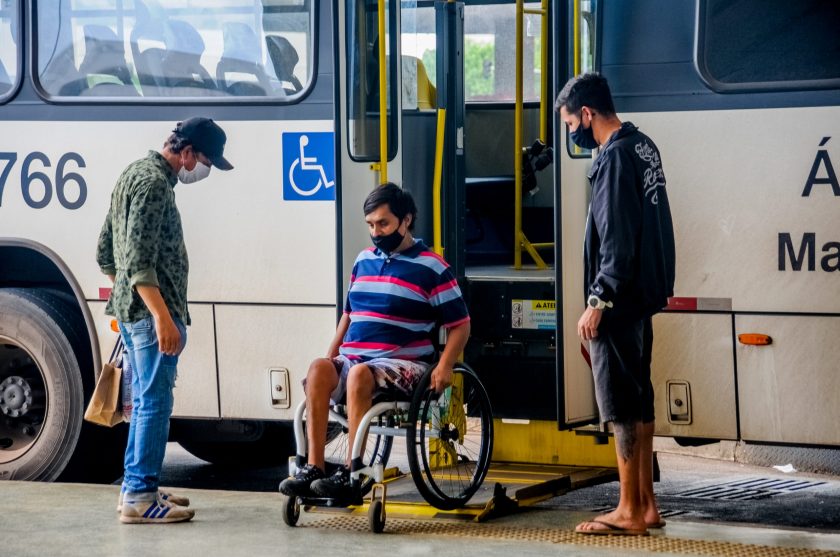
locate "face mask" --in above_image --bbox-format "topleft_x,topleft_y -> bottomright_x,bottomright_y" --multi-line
178,160 -> 212,184
371,227 -> 404,255
570,115 -> 599,150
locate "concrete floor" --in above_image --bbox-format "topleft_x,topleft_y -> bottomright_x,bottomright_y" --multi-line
1,480 -> 839,557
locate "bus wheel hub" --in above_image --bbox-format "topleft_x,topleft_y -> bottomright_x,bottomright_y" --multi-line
0,376 -> 33,418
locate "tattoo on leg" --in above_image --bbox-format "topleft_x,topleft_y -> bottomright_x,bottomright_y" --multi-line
613,420 -> 639,461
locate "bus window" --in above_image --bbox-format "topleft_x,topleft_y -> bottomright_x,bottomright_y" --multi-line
346,0 -> 398,161
400,1 -> 436,110
697,0 -> 840,92
0,0 -> 20,101
409,2 -> 542,104
34,0 -> 314,100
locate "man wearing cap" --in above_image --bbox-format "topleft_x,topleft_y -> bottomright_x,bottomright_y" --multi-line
96,117 -> 233,524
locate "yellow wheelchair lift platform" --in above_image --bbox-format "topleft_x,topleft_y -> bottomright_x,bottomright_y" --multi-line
305,420 -> 619,524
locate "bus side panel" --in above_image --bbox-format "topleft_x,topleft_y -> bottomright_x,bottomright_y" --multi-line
178,120 -> 337,305
0,120 -> 337,307
633,107 -> 839,315
90,301 -> 221,419
651,313 -> 737,440
736,315 -> 840,446
171,304 -> 220,418
214,305 -> 335,420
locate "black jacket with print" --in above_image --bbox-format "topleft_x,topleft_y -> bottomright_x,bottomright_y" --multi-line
584,122 -> 676,326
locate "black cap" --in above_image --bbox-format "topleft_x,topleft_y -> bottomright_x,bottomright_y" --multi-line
174,117 -> 233,170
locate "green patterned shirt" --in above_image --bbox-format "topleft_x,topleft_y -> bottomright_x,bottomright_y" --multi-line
96,151 -> 191,325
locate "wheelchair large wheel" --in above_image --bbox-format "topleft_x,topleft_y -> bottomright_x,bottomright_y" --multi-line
323,413 -> 394,496
406,364 -> 493,510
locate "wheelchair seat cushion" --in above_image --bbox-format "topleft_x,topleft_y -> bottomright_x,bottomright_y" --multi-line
304,355 -> 431,404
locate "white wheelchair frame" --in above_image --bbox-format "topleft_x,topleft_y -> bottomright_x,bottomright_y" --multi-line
281,363 -> 494,532
289,398 -> 421,488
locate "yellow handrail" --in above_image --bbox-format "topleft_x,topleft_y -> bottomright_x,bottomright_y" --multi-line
574,0 -> 581,76
540,0 -> 548,142
515,1 -> 550,269
432,108 -> 447,257
514,0 -> 524,268
377,0 -> 388,184
523,2 -> 548,142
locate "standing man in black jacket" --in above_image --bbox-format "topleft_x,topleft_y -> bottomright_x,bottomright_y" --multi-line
556,73 -> 676,536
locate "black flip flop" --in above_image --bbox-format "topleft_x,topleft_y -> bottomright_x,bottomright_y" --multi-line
575,519 -> 649,536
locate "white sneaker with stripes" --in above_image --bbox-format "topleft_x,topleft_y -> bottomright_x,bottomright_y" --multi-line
119,496 -> 195,524
117,489 -> 190,513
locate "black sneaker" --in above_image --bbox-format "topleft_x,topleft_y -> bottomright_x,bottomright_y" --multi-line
279,464 -> 325,497
311,465 -> 353,499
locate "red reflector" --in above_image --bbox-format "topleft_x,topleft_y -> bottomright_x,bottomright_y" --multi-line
99,288 -> 112,300
738,334 -> 772,346
666,297 -> 698,311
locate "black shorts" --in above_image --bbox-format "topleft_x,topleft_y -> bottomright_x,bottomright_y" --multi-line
590,316 -> 654,424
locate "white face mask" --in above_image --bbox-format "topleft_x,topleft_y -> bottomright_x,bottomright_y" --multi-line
178,160 -> 212,184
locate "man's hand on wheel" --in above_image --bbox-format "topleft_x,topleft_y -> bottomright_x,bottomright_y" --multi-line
430,365 -> 453,394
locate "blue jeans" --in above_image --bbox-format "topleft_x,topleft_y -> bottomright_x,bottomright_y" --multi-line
118,316 -> 187,498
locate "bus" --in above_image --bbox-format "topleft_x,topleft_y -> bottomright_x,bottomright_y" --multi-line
0,0 -> 838,483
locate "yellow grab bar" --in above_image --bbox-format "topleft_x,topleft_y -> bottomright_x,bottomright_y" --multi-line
540,0 -> 548,142
514,0 -> 551,269
377,0 -> 388,184
574,0 -> 581,76
515,0 -> 524,268
432,108 -> 447,257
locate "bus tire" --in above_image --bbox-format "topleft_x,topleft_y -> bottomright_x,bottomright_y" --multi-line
0,288 -> 125,482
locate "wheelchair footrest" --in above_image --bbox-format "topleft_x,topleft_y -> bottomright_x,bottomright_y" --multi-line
298,494 -> 363,508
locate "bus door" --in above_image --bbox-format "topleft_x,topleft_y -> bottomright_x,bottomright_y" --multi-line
399,0 -> 609,438
555,0 -> 601,429
454,0 -> 611,464
339,0 -> 613,466
337,0 -> 404,289
396,1 -> 609,464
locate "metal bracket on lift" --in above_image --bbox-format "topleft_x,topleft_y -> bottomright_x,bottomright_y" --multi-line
476,474 -> 573,522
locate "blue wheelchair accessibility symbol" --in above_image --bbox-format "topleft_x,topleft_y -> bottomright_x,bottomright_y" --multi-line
282,132 -> 336,201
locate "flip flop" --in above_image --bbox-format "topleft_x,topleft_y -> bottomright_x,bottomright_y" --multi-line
648,519 -> 667,528
575,519 -> 649,536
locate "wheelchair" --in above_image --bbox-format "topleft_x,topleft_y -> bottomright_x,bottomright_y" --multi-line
279,362 -> 494,533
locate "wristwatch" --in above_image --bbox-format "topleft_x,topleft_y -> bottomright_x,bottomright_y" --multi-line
587,295 -> 614,310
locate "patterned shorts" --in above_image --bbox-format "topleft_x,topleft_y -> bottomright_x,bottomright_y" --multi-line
322,355 -> 431,404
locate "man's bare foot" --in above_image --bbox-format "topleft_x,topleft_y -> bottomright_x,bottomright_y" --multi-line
575,510 -> 647,534
643,506 -> 664,528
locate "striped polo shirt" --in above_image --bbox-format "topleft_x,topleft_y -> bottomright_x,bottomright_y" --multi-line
340,239 -> 470,363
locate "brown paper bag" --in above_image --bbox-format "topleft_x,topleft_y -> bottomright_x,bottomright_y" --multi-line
84,338 -> 125,427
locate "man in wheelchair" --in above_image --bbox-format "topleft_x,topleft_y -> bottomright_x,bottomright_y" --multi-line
280,183 -> 471,502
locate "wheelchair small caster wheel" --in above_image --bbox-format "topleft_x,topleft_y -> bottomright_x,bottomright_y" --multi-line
368,499 -> 386,533
281,495 -> 300,526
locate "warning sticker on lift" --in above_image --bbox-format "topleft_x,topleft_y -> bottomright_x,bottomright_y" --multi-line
511,299 -> 556,330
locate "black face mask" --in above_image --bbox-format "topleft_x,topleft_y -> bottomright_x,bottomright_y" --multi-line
371,227 -> 404,255
570,117 -> 599,150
